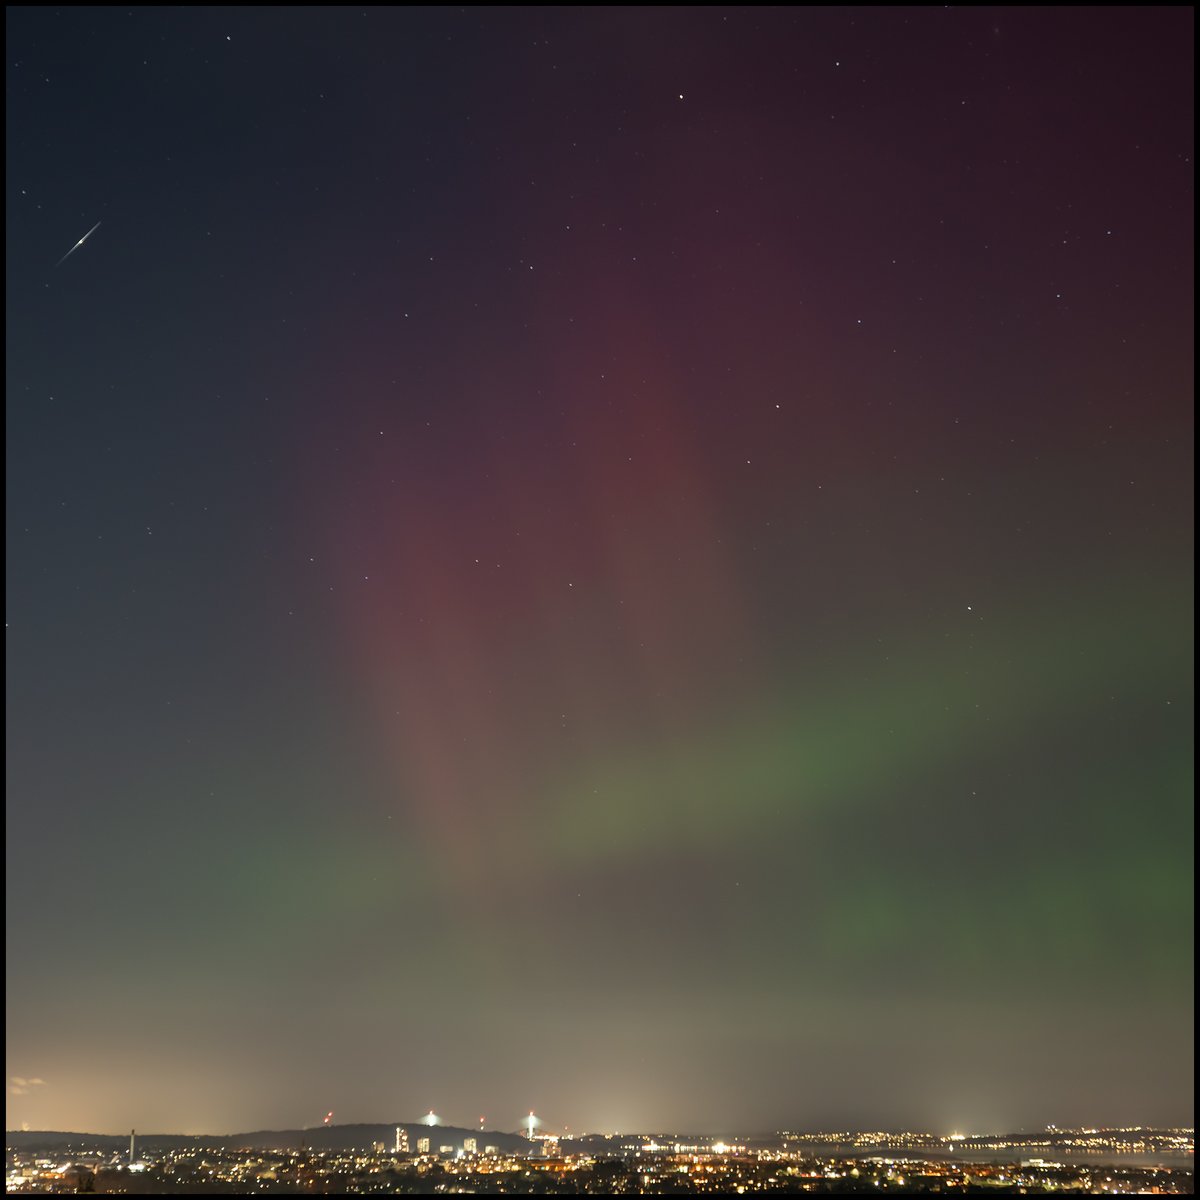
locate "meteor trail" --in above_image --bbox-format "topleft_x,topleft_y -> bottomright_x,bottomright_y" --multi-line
55,220 -> 101,267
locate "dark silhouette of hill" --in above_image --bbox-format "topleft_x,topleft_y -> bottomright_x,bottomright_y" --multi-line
5,1121 -> 532,1155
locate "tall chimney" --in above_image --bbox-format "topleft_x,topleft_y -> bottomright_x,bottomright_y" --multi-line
130,1129 -> 136,1164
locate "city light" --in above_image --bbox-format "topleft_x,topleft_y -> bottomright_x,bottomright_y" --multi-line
6,1124 -> 1192,1195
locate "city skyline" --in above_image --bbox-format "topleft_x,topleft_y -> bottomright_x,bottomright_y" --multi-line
5,6 -> 1193,1137
8,1123 -> 1194,1196
7,1116 -> 1193,1145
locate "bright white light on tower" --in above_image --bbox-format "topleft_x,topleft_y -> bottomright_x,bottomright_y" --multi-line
424,1111 -> 439,1126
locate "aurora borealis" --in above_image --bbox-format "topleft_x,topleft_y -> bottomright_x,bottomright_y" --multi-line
5,6 -> 1193,1136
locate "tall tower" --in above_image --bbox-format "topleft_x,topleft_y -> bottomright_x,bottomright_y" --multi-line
129,1130 -> 136,1164
394,1126 -> 409,1154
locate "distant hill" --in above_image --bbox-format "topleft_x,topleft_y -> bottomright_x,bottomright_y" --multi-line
5,1122 -> 532,1155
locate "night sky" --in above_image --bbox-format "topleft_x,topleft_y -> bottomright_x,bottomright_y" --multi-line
5,7 -> 1194,1137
